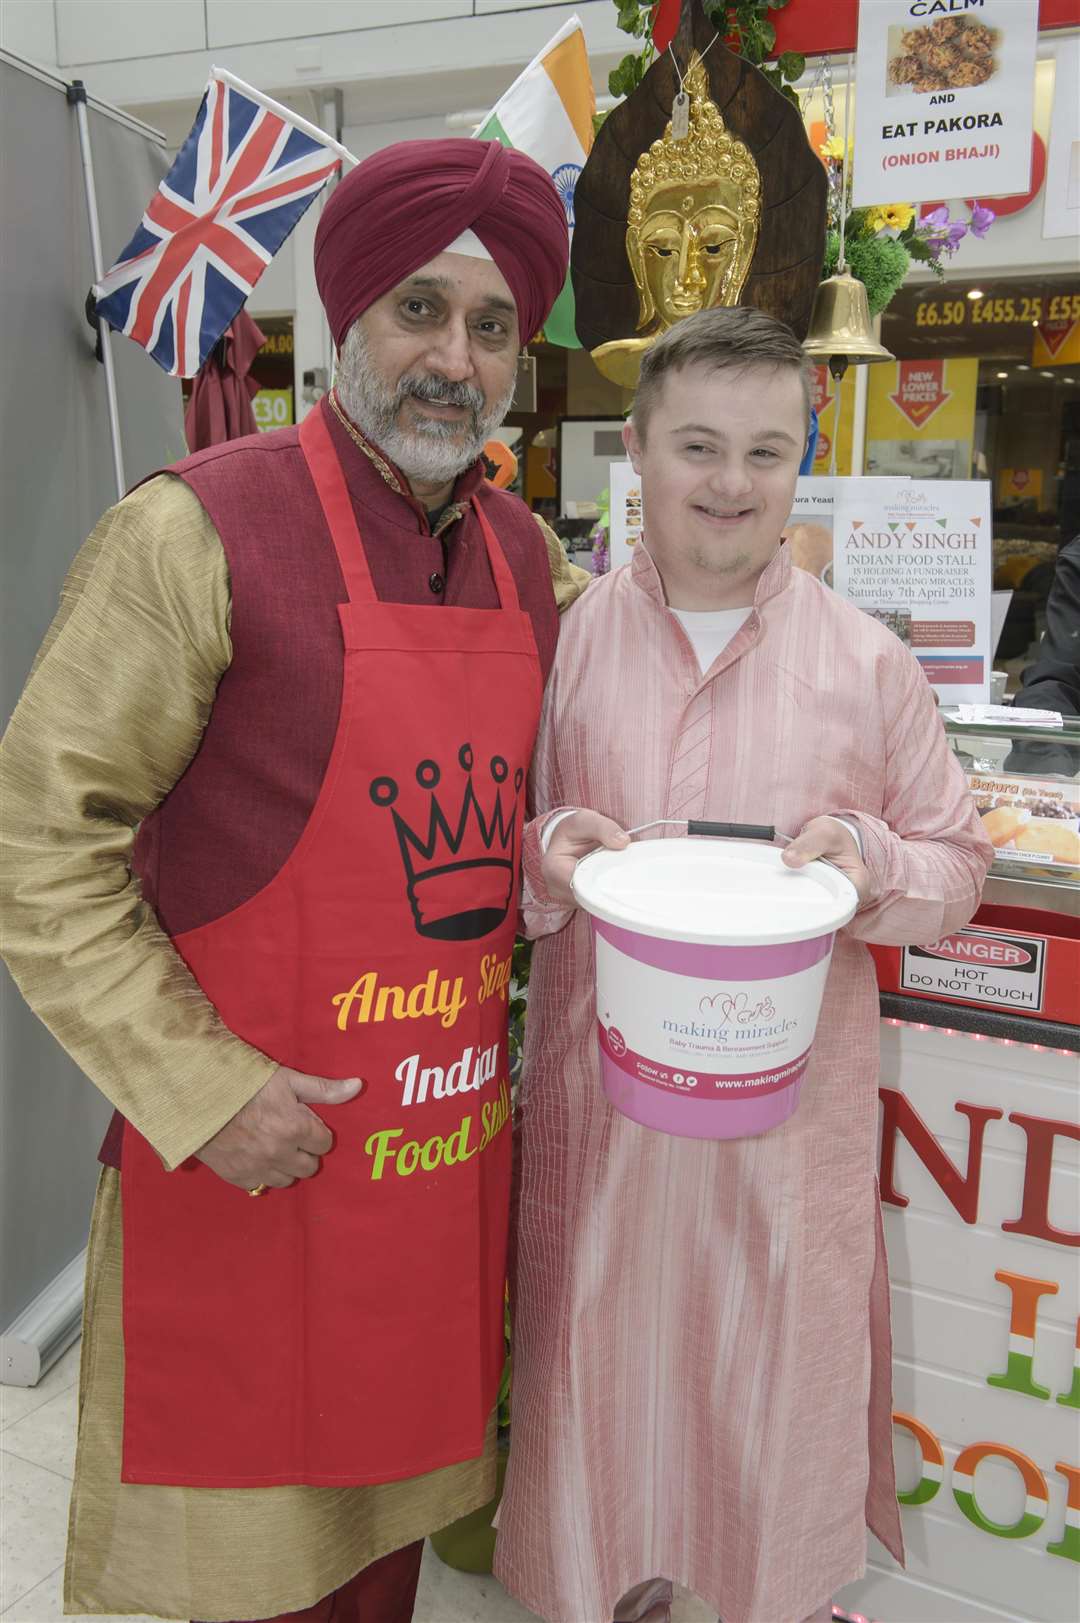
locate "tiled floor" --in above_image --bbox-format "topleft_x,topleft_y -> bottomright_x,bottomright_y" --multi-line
0,1343 -> 713,1623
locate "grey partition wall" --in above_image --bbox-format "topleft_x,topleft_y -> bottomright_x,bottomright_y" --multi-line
1,51 -> 185,1362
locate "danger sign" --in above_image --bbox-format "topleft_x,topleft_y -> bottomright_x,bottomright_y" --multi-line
902,927 -> 1045,1013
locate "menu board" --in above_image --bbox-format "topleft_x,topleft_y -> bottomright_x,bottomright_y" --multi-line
852,0 -> 1038,206
831,477 -> 992,703
608,458 -> 643,571
968,770 -> 1080,870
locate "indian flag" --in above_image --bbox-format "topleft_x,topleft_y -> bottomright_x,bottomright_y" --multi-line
475,15 -> 594,349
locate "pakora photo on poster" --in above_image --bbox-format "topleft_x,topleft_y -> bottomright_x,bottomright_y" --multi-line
886,14 -> 997,96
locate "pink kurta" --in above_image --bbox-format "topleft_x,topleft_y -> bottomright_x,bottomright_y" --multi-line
494,543 -> 992,1623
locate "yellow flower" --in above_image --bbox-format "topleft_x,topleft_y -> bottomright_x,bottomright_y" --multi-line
819,135 -> 845,159
868,203 -> 915,232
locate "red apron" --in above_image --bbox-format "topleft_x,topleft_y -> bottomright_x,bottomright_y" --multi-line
120,409 -> 542,1487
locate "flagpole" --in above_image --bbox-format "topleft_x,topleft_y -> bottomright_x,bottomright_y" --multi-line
211,68 -> 360,168
68,80 -> 126,501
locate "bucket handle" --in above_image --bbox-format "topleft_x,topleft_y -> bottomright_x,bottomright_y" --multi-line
619,819 -> 860,890
625,818 -> 791,845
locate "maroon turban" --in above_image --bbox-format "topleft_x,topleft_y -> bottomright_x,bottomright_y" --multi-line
314,139 -> 569,349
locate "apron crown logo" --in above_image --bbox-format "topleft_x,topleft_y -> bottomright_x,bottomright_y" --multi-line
369,743 -> 524,943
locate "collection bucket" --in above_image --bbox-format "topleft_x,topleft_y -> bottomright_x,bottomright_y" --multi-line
571,824 -> 858,1141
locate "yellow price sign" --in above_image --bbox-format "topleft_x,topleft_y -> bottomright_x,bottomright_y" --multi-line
914,291 -> 1080,331
252,388 -> 294,430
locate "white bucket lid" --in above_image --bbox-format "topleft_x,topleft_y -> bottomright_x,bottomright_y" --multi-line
572,838 -> 859,946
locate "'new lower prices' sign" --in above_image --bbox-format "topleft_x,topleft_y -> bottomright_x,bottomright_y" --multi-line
831,477 -> 992,703
853,0 -> 1038,207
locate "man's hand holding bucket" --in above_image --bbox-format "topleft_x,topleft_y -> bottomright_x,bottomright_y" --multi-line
782,816 -> 872,905
542,811 -> 630,905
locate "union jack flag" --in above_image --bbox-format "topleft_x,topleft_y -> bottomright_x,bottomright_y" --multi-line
95,71 -> 342,377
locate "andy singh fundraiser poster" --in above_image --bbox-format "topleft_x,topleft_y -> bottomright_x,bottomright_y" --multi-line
852,0 -> 1038,207
832,478 -> 992,703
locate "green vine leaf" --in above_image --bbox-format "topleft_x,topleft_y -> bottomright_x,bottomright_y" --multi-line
606,0 -> 799,102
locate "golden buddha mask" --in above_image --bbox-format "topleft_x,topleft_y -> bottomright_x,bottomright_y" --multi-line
626,54 -> 761,335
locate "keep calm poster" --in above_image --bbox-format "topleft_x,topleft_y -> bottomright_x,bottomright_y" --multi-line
832,477 -> 992,703
852,0 -> 1038,207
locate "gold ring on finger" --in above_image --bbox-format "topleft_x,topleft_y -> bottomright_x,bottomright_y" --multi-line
248,1183 -> 269,1198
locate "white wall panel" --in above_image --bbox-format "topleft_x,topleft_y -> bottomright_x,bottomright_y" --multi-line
883,1205 -> 1079,1327
880,1501 -> 1072,1623
56,0 -> 206,64
207,0 -> 466,50
475,0 -> 575,11
881,1024 -> 1079,1121
840,1563 -> 1025,1623
57,2 -> 625,109
0,0 -> 59,65
342,114 -> 454,161
888,1281 -> 1074,1386
890,1348 -> 1078,1458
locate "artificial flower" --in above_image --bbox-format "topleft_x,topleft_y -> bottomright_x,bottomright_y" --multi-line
969,202 -> 996,238
869,203 -> 915,232
921,205 -> 967,258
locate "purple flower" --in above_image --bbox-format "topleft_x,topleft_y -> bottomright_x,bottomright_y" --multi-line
969,202 -> 995,237
920,204 -> 968,258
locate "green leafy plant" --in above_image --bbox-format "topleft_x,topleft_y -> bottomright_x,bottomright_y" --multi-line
608,1 -> 659,99
608,1 -> 802,106
497,1293 -> 513,1432
817,139 -> 994,315
507,936 -> 532,1081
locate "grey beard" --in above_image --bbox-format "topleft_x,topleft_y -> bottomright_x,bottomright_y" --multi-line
335,324 -> 516,487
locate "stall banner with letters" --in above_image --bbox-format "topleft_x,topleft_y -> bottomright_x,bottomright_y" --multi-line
608,458 -> 643,571
853,0 -> 1038,207
831,477 -> 992,702
866,357 -> 978,483
837,1023 -> 1079,1621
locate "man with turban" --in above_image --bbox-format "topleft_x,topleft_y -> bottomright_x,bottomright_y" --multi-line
0,139 -> 583,1623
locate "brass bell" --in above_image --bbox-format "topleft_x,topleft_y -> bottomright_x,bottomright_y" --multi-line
803,270 -> 894,380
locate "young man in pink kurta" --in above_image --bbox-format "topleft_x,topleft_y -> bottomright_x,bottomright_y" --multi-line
493,309 -> 993,1623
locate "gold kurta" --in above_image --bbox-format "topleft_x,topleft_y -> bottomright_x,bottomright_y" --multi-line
0,470 -> 589,1620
